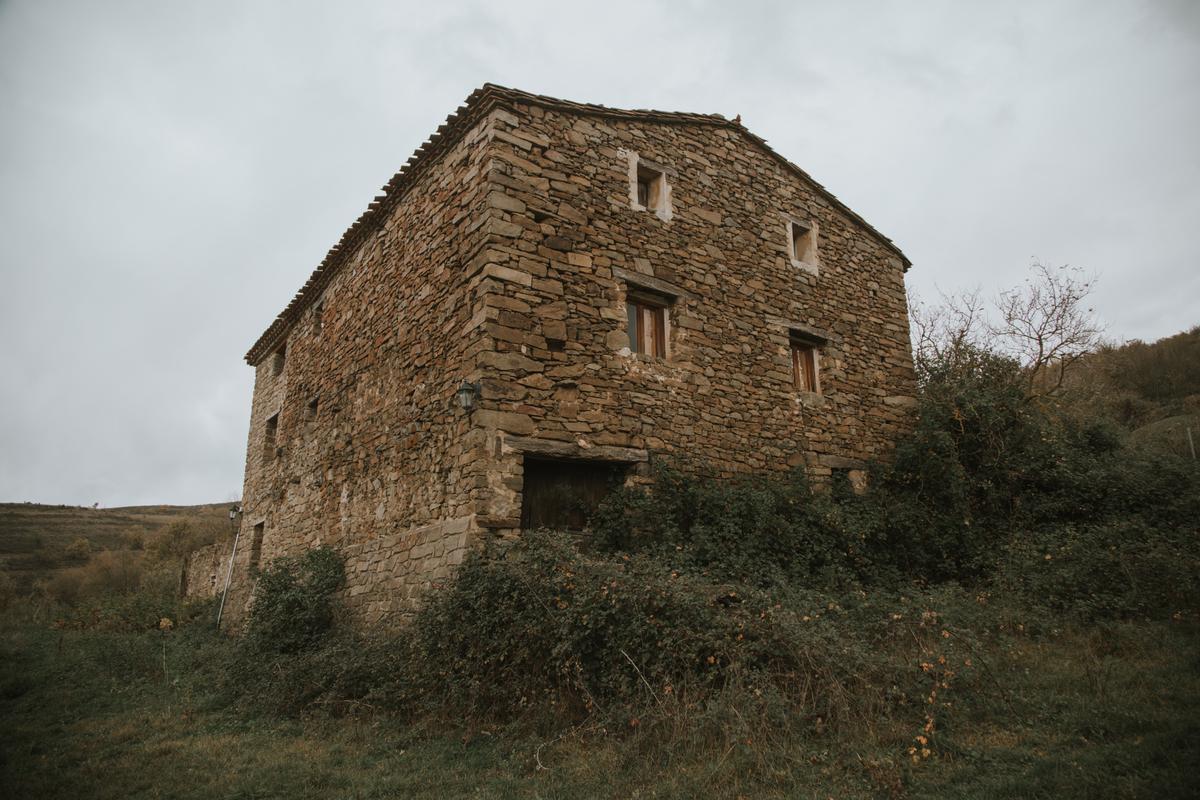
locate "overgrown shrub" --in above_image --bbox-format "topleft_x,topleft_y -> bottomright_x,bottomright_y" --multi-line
38,549 -> 145,607
391,531 -> 975,736
64,537 -> 91,562
999,519 -> 1200,620
868,342 -> 1200,589
241,547 -> 346,655
591,463 -> 864,588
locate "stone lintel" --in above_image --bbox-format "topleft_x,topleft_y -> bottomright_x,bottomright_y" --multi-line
476,515 -> 522,529
503,434 -> 649,463
766,316 -> 831,343
612,267 -> 694,300
636,156 -> 678,177
817,454 -> 867,470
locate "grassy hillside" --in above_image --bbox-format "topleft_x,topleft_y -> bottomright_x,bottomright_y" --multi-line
1,321 -> 1196,797
2,564 -> 1197,798
0,502 -> 230,593
1068,326 -> 1200,447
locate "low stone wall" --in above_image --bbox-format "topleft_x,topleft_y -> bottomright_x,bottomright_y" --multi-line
181,541 -> 232,599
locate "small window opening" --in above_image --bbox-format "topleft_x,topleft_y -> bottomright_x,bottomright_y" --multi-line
790,220 -> 816,265
263,414 -> 279,463
626,290 -> 670,358
830,469 -> 852,499
306,396 -> 319,419
313,302 -> 324,336
636,164 -> 664,211
830,468 -> 868,497
249,523 -> 265,573
790,335 -> 820,393
547,338 -> 566,353
271,346 -> 286,377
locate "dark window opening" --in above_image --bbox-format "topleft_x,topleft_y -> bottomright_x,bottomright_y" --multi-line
520,458 -> 628,532
314,302 -> 324,336
626,290 -> 670,358
547,338 -> 566,352
830,467 -> 868,498
271,346 -> 286,377
306,396 -> 319,419
830,468 -> 852,499
263,414 -> 279,463
249,523 -> 265,572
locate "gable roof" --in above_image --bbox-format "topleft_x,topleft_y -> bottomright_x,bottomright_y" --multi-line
244,83 -> 911,365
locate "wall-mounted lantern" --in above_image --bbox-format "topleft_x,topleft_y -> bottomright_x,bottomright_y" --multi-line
455,380 -> 480,412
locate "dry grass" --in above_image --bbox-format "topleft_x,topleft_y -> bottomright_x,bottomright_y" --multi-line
0,501 -> 228,595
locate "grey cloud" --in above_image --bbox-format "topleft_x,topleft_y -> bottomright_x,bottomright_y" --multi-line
1,0 -> 1196,504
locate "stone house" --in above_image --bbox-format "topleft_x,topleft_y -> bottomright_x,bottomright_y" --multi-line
187,84 -> 916,627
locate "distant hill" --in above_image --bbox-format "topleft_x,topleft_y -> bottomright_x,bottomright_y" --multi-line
0,502 -> 230,592
1067,326 -> 1200,455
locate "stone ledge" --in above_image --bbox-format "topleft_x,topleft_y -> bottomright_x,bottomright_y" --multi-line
476,515 -> 521,529
502,434 -> 649,463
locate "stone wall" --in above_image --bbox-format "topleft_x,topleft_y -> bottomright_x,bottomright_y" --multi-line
200,87 -> 917,629
214,108 -> 505,628
180,540 -> 232,600
466,99 -> 916,531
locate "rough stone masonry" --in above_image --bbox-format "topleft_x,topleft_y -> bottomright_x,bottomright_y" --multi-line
185,85 -> 917,628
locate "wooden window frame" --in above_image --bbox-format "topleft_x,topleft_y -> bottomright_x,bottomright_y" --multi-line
626,290 -> 670,358
636,164 -> 664,212
790,335 -> 820,393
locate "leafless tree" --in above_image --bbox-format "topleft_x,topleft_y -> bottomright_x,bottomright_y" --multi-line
911,261 -> 1104,400
990,262 -> 1103,399
910,287 -> 987,381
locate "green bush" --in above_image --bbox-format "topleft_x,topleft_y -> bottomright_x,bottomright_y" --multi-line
999,519 -> 1200,620
398,531 -> 967,733
241,547 -> 346,655
591,462 -> 862,588
867,342 -> 1200,590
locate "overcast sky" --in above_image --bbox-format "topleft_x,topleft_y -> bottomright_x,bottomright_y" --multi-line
1,0 -> 1197,506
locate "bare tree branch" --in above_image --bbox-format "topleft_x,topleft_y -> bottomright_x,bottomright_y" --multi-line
989,261 -> 1103,400
910,261 -> 1104,401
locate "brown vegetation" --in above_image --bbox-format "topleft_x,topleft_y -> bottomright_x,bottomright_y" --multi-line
0,502 -> 230,598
